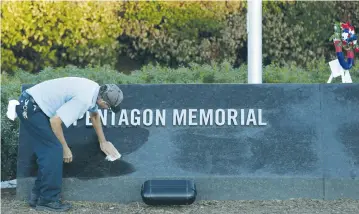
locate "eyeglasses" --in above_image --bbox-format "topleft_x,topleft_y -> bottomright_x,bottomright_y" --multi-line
102,100 -> 112,112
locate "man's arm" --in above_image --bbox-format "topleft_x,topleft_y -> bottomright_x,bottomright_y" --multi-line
90,111 -> 107,144
50,116 -> 68,147
90,111 -> 119,158
50,116 -> 72,163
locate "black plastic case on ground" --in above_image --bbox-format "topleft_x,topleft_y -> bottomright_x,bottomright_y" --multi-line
141,180 -> 197,205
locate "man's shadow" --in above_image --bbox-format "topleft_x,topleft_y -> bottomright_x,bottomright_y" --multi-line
25,126 -> 149,180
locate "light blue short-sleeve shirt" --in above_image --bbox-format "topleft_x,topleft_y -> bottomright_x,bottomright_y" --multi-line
26,77 -> 100,128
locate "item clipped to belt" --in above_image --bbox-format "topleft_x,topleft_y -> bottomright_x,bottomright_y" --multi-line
141,180 -> 197,206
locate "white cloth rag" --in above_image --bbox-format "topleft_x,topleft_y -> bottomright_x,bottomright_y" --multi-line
6,100 -> 20,121
106,152 -> 121,161
105,141 -> 122,161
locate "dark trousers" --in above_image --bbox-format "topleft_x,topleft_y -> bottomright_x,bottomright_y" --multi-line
16,92 -> 63,202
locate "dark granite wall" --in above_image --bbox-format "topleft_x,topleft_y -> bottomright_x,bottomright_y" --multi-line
16,84 -> 359,202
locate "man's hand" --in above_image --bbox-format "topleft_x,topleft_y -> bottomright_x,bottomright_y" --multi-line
50,115 -> 73,163
90,112 -> 121,159
63,145 -> 73,163
100,141 -> 120,158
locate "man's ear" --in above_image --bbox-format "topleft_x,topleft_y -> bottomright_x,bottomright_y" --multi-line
96,96 -> 102,104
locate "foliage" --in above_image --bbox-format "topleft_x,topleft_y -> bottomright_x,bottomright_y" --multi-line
4,1 -> 358,74
264,1 -> 359,66
1,1 -> 246,73
117,1 -> 292,67
1,1 -> 123,74
109,1 -> 247,67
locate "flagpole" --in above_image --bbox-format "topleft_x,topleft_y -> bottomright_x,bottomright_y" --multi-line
247,0 -> 263,84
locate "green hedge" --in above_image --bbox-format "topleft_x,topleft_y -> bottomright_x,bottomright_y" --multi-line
3,1 -> 358,74
268,1 -> 359,66
2,61 -> 359,181
0,1 -> 244,73
1,1 -> 123,73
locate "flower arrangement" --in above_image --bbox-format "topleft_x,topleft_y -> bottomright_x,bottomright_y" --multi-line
329,22 -> 359,70
330,22 -> 359,51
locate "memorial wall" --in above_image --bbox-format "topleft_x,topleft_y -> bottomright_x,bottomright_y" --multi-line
16,83 -> 359,202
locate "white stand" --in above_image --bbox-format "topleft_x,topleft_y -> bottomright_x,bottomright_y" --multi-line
327,59 -> 352,83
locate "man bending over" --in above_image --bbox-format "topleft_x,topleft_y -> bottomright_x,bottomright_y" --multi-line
15,77 -> 123,212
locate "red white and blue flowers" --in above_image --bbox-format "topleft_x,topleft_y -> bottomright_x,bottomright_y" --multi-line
330,21 -> 359,70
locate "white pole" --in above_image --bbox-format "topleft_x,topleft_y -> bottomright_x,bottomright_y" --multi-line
247,0 -> 263,84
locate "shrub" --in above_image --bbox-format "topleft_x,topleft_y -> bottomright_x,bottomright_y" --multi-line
264,1 -> 359,66
118,1 -> 246,67
1,1 -> 245,74
4,1 -> 357,74
1,1 -> 123,74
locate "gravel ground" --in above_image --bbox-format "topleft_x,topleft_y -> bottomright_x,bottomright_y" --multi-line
2,188 -> 359,214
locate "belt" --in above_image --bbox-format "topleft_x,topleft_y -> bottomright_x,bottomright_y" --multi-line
21,91 -> 36,104
20,91 -> 40,119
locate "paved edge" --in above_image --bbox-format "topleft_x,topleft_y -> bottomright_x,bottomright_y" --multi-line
15,176 -> 342,203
